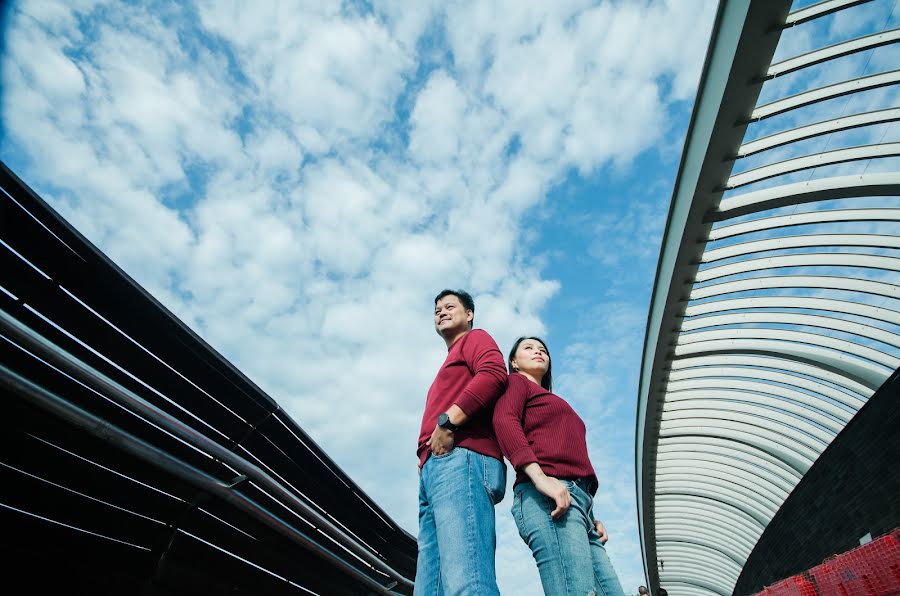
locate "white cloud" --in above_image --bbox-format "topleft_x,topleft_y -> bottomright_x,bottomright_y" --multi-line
1,0 -> 721,592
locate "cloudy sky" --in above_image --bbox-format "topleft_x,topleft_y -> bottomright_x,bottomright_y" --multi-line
2,0 -> 898,593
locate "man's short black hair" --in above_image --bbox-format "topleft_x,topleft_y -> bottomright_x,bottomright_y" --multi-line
434,289 -> 475,329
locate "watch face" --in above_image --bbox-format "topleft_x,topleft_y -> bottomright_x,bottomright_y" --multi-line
438,413 -> 449,426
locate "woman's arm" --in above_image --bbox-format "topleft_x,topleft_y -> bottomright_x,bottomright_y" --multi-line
493,375 -> 571,519
521,462 -> 571,519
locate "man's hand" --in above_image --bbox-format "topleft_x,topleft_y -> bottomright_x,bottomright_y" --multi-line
593,519 -> 608,544
427,425 -> 455,455
533,475 -> 571,519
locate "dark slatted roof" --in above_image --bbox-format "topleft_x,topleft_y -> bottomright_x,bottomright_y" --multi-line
0,160 -> 416,595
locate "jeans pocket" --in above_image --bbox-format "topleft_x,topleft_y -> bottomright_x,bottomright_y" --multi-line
431,447 -> 457,459
511,491 -> 527,540
480,454 -> 506,504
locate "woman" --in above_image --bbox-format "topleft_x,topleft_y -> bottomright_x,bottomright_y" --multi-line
493,336 -> 625,596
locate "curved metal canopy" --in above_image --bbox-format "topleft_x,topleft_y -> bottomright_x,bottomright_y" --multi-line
636,1 -> 900,594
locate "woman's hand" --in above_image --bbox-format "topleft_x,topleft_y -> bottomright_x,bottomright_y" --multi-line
521,462 -> 570,519
593,519 -> 608,544
533,474 -> 571,519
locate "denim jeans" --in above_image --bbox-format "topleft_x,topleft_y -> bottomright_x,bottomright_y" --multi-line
512,479 -> 626,596
414,447 -> 506,596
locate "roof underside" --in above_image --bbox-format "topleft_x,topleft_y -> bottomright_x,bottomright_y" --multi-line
636,1 -> 900,594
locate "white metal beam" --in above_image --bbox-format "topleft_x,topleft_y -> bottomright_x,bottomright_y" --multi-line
660,420 -> 819,470
657,464 -> 790,504
668,353 -> 873,396
767,28 -> 900,78
676,328 -> 899,369
689,275 -> 900,302
657,436 -> 804,483
784,0 -> 874,26
695,253 -> 900,282
679,311 -> 900,347
656,530 -> 755,561
737,108 -> 900,157
656,503 -> 767,538
655,491 -> 771,530
703,233 -> 900,261
656,509 -> 763,545
666,370 -> 862,414
657,450 -> 798,489
664,392 -> 846,433
657,445 -> 802,487
683,295 -> 900,326
751,70 -> 900,120
727,143 -> 900,188
662,407 -> 831,447
709,208 -> 900,239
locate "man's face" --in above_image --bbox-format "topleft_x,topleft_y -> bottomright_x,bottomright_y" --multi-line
434,294 -> 472,337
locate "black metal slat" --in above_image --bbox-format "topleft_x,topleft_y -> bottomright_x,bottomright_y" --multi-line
272,411 -> 417,570
181,497 -> 380,596
0,520 -> 153,596
152,530 -> 318,596
248,414 -> 417,577
0,196 -> 272,435
0,161 -> 418,592
0,171 -> 278,422
0,248 -> 251,445
2,403 -> 191,524
0,457 -> 168,549
0,335 -> 238,484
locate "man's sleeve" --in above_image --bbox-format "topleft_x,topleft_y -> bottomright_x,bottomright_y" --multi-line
492,374 -> 537,469
454,330 -> 508,417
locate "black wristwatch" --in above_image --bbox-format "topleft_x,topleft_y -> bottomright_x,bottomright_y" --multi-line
437,412 -> 460,432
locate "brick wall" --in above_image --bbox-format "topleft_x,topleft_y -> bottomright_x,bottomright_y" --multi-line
732,367 -> 900,595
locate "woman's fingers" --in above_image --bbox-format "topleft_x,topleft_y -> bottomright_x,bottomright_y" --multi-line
550,486 -> 570,519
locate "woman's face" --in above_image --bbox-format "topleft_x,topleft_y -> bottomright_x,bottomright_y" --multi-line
513,339 -> 549,380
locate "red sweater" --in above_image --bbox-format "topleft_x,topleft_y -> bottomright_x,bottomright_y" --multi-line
493,372 -> 598,493
417,329 -> 508,467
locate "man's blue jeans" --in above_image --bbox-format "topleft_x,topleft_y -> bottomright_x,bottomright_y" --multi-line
414,447 -> 506,596
512,480 -> 626,596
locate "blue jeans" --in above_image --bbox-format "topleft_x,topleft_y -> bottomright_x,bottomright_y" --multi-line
512,480 -> 626,596
414,447 -> 506,596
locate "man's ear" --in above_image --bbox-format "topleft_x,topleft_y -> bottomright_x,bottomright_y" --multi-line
466,310 -> 474,324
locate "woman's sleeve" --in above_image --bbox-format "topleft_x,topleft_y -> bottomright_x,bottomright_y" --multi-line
492,374 -> 537,470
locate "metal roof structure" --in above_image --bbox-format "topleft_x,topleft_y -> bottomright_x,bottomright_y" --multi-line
636,1 -> 900,594
0,161 -> 417,594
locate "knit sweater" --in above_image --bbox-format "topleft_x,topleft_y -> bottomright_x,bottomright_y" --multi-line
417,329 -> 508,467
493,372 -> 598,494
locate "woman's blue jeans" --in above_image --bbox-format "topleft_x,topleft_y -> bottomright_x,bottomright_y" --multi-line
512,479 -> 626,596
414,447 -> 506,596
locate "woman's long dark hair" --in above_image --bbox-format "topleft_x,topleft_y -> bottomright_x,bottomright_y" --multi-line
507,336 -> 552,392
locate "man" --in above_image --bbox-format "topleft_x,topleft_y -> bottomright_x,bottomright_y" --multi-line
639,586 -> 649,595
414,289 -> 508,596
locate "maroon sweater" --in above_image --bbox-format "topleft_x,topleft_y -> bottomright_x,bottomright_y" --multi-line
417,329 -> 508,468
493,372 -> 598,493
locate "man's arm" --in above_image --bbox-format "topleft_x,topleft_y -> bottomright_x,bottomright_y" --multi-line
453,330 -> 507,419
428,331 -> 507,455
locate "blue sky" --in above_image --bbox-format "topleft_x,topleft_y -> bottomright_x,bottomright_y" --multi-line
2,1 -> 898,594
